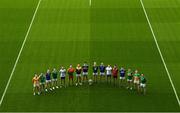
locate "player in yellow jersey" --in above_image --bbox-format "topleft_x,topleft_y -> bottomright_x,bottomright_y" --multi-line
32,74 -> 40,95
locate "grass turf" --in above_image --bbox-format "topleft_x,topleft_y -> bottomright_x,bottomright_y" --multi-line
0,0 -> 180,112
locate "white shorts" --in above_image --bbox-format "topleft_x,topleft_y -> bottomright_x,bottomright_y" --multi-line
140,83 -> 146,88
93,72 -> 98,76
120,77 -> 125,80
127,79 -> 132,82
46,80 -> 51,83
76,74 -> 81,77
83,72 -> 88,76
100,72 -> 105,76
134,80 -> 140,84
33,83 -> 39,88
52,79 -> 57,81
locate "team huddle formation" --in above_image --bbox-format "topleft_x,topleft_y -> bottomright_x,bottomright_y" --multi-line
32,62 -> 147,96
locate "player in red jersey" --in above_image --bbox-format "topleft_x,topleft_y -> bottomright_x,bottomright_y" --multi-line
68,65 -> 75,86
112,65 -> 118,86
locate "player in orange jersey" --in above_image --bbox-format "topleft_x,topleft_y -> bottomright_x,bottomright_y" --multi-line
32,74 -> 40,95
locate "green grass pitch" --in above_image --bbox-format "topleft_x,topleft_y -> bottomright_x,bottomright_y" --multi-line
0,0 -> 180,112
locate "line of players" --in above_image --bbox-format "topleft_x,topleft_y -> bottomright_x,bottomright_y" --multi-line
32,62 -> 147,95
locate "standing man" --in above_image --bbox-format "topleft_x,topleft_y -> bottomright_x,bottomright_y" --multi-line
59,66 -> 66,87
82,62 -> 89,83
106,65 -> 112,84
76,64 -> 82,86
52,68 -> 58,89
140,74 -> 147,95
32,74 -> 40,95
39,73 -> 46,93
92,62 -> 98,83
45,69 -> 52,91
119,67 -> 126,87
68,65 -> 75,86
127,69 -> 133,90
112,65 -> 118,86
134,70 -> 140,92
99,62 -> 106,82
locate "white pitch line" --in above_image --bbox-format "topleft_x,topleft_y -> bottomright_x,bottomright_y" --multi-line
140,0 -> 180,107
89,0 -> 91,6
0,0 -> 42,107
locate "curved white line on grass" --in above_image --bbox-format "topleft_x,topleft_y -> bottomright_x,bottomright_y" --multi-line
140,0 -> 180,107
0,0 -> 42,107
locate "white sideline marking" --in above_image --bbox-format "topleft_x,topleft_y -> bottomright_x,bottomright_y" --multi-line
89,0 -> 91,6
140,0 -> 180,107
0,0 -> 42,107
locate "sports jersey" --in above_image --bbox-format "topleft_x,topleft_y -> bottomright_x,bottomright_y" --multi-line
99,65 -> 106,73
82,64 -> 88,72
127,71 -> 133,80
46,73 -> 51,80
68,68 -> 75,75
93,66 -> 98,73
52,70 -> 58,79
106,67 -> 112,75
60,69 -> 66,77
140,76 -> 146,84
76,66 -> 82,74
39,74 -> 46,83
32,76 -> 39,84
134,73 -> 140,80
112,68 -> 118,76
120,68 -> 125,77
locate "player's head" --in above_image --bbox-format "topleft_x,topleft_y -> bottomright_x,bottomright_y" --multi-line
53,68 -> 56,71
114,65 -> 117,68
128,68 -> 131,71
70,64 -> 72,68
135,70 -> 138,73
94,62 -> 96,65
77,64 -> 80,67
47,69 -> 50,73
61,66 -> 64,69
141,74 -> 144,76
35,74 -> 38,77
108,64 -> 110,67
101,62 -> 103,65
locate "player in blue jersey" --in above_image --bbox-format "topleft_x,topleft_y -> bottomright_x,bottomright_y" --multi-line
99,62 -> 106,82
92,62 -> 98,83
119,67 -> 126,87
82,62 -> 89,83
45,69 -> 52,91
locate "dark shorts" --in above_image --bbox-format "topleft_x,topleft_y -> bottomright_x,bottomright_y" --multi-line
69,75 -> 73,79
61,77 -> 65,80
107,74 -> 111,77
113,76 -> 117,78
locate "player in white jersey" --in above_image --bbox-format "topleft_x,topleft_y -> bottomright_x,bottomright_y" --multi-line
106,65 -> 112,84
59,66 -> 66,87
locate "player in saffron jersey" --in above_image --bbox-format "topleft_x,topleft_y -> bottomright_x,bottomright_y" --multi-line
68,65 -> 75,86
39,73 -> 46,93
119,67 -> 126,87
92,62 -> 98,83
140,74 -> 147,95
32,74 -> 40,95
126,69 -> 133,90
112,65 -> 118,86
106,65 -> 112,84
76,64 -> 82,86
45,69 -> 52,91
99,62 -> 106,82
59,66 -> 66,87
133,70 -> 140,92
82,62 -> 89,83
52,68 -> 58,89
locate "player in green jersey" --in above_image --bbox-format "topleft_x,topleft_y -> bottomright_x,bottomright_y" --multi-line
39,73 -> 46,93
133,70 -> 140,92
126,69 -> 133,90
52,68 -> 58,89
140,74 -> 147,95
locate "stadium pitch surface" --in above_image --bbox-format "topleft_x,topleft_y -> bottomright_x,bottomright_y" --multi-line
0,0 -> 180,112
